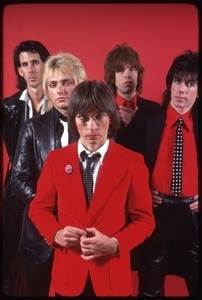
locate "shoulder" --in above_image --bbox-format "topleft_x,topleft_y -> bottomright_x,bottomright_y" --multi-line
25,109 -> 54,126
1,91 -> 25,114
137,95 -> 161,110
109,140 -> 144,160
136,104 -> 164,118
48,142 -> 77,158
2,90 -> 23,104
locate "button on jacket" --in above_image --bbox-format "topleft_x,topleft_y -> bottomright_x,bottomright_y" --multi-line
29,141 -> 155,296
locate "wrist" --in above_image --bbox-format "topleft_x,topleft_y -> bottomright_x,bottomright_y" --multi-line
111,237 -> 120,257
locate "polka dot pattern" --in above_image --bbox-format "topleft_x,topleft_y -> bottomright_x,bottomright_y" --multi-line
171,118 -> 183,196
82,152 -> 101,204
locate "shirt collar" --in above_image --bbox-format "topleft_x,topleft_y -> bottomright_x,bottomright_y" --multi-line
78,139 -> 109,164
115,93 -> 137,108
166,103 -> 192,131
19,89 -> 47,115
53,107 -> 67,122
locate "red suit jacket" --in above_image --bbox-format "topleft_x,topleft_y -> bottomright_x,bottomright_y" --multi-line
29,140 -> 155,296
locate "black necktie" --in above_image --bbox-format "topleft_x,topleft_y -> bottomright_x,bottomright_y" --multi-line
81,151 -> 101,205
171,118 -> 183,196
58,122 -> 64,140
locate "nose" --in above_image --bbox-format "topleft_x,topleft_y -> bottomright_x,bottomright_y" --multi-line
86,117 -> 98,129
56,83 -> 65,94
178,82 -> 187,92
123,68 -> 131,77
27,63 -> 35,72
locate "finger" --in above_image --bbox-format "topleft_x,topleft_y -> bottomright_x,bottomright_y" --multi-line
81,254 -> 94,260
81,247 -> 93,256
151,189 -> 159,195
86,227 -> 96,236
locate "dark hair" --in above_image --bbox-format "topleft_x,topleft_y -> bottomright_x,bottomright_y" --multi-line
68,80 -> 121,139
162,50 -> 198,114
13,40 -> 50,90
104,43 -> 144,95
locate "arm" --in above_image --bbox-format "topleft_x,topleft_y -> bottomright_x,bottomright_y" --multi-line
113,154 -> 155,253
28,152 -> 72,246
189,195 -> 199,212
11,121 -> 39,204
118,105 -> 137,126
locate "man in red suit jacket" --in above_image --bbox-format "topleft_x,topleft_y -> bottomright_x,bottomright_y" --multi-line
29,80 -> 155,297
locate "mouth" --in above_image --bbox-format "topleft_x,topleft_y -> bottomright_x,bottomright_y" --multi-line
86,134 -> 98,139
175,96 -> 185,101
123,81 -> 133,86
29,77 -> 37,80
56,97 -> 69,101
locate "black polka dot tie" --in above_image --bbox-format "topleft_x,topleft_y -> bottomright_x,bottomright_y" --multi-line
171,118 -> 183,196
81,151 -> 101,205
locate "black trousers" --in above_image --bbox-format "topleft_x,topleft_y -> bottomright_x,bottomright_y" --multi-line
136,194 -> 199,297
22,252 -> 54,296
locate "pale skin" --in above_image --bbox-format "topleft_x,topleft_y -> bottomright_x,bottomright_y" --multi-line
18,52 -> 46,113
46,69 -> 76,117
152,76 -> 198,212
54,112 -> 118,259
115,65 -> 138,126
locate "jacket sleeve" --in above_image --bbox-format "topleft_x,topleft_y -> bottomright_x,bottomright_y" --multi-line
113,153 -> 155,253
0,93 -> 25,160
29,152 -> 63,245
11,121 -> 38,204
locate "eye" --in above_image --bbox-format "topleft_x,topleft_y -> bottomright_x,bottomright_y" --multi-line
130,67 -> 136,72
117,68 -> 124,73
78,114 -> 90,123
94,113 -> 104,120
20,62 -> 28,68
48,82 -> 56,88
186,81 -> 196,87
174,78 -> 180,84
64,80 -> 75,86
32,60 -> 40,66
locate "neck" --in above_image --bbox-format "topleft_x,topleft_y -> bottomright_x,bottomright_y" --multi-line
80,139 -> 106,153
27,86 -> 44,102
55,107 -> 68,117
117,90 -> 136,101
171,102 -> 193,115
27,86 -> 45,113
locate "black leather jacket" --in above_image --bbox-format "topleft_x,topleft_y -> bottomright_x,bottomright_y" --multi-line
11,108 -> 73,264
1,91 -> 35,266
0,90 -> 29,162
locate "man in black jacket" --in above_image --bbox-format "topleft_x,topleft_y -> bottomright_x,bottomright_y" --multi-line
0,40 -> 50,291
103,43 -> 160,148
10,52 -> 87,296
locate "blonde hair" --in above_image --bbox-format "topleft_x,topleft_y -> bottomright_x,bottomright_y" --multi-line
43,52 -> 87,111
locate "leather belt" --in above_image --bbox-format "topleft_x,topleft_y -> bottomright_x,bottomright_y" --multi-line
159,193 -> 195,204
